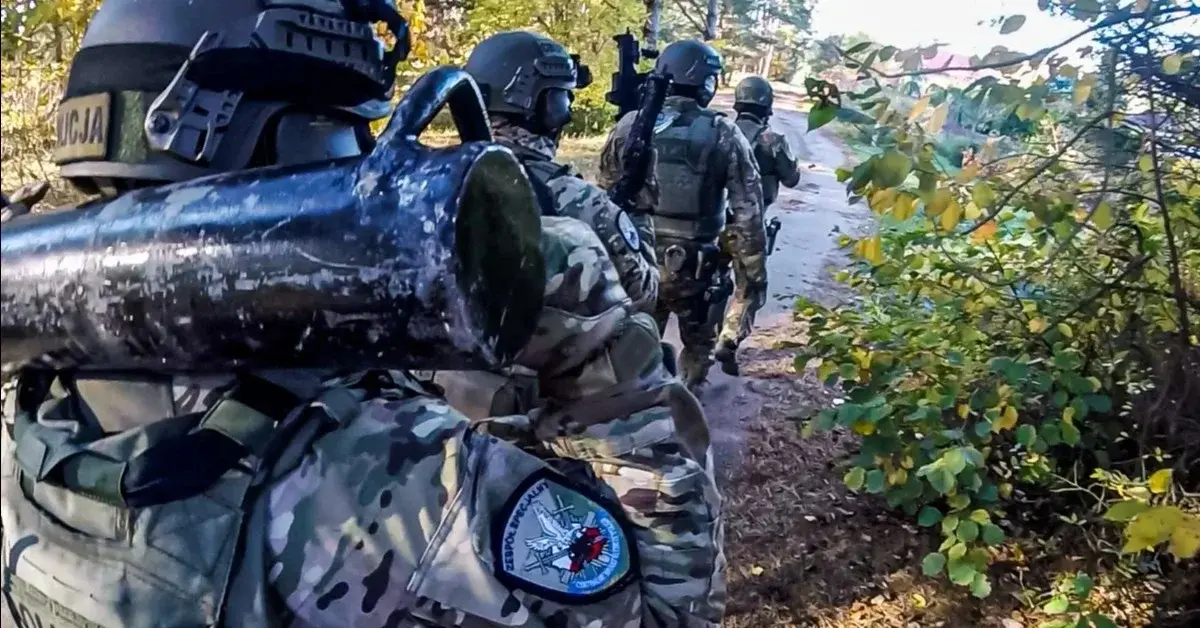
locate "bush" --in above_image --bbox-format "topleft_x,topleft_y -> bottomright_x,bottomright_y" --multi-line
797,12 -> 1200,600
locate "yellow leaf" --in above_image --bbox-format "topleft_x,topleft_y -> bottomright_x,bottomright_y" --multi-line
912,593 -> 928,609
994,405 -> 1018,432
971,182 -> 996,208
1162,54 -> 1183,75
1073,76 -> 1095,106
888,468 -> 909,486
865,234 -> 884,265
964,201 -> 982,220
1148,468 -> 1173,494
908,95 -> 931,122
929,103 -> 949,134
852,418 -> 877,435
870,188 -> 899,214
971,220 -> 998,244
892,192 -> 917,220
1092,201 -> 1114,230
970,509 -> 991,524
1057,323 -> 1073,338
927,187 -> 953,216
1169,515 -> 1200,559
940,199 -> 963,232
958,404 -> 971,419
1028,318 -> 1049,334
1062,406 -> 1076,425
750,565 -> 765,576
1123,506 -> 1184,554
1138,154 -> 1154,172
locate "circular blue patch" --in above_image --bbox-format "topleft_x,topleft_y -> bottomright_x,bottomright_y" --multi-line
494,470 -> 636,603
616,211 -> 641,251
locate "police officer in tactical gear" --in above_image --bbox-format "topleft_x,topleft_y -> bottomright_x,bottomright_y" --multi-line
463,30 -> 658,312
450,32 -> 726,627
0,2 -> 669,626
602,39 -> 767,390
712,75 -> 801,374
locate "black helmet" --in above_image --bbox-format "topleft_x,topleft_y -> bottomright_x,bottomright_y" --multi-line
54,0 -> 410,196
734,76 -> 774,111
463,31 -> 592,132
655,40 -> 722,105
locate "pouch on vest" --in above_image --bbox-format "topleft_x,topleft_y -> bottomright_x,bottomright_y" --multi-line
1,371 -> 349,628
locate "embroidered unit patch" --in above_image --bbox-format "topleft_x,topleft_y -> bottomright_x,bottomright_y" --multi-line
653,111 -> 677,134
616,210 -> 641,251
494,470 -> 636,603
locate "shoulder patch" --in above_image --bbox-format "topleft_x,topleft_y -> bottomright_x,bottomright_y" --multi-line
493,469 -> 637,603
615,210 -> 641,251
653,111 -> 678,134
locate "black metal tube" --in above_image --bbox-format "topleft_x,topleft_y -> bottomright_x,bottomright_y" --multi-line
1,67 -> 545,375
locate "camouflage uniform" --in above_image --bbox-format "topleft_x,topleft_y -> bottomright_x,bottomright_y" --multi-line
715,113 -> 801,351
1,217 -> 717,627
493,119 -> 659,312
601,95 -> 767,387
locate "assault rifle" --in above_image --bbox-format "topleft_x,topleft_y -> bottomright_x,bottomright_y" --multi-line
605,30 -> 660,122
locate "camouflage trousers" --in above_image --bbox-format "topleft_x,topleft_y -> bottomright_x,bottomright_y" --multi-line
653,269 -> 718,388
716,229 -> 767,350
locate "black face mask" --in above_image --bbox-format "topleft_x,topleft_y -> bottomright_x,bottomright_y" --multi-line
536,88 -> 573,136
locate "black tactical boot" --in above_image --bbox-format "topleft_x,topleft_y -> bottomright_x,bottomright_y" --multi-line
715,339 -> 739,375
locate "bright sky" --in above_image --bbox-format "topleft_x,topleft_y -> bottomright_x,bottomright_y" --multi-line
811,0 -> 1096,57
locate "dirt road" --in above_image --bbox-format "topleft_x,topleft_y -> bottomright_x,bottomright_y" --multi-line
660,93 -> 870,481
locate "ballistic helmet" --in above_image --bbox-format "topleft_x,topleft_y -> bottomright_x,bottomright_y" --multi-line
463,31 -> 592,133
655,40 -> 722,106
54,0 -> 410,196
734,76 -> 774,111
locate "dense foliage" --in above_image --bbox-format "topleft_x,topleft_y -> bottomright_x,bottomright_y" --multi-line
798,0 -> 1199,618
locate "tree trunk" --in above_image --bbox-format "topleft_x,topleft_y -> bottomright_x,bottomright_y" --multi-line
704,0 -> 718,40
643,0 -> 662,50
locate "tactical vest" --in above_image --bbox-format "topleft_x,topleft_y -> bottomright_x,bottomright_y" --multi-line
653,109 -> 728,242
736,116 -> 779,207
1,369 -> 362,628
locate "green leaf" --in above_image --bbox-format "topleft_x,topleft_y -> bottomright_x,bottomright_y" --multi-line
917,506 -> 943,527
948,494 -> 971,511
807,102 -> 839,132
1016,424 -> 1037,447
1042,595 -> 1070,614
943,448 -> 968,474
948,541 -> 967,560
845,41 -> 872,55
844,467 -> 866,491
1000,15 -> 1026,34
921,552 -> 946,576
942,514 -> 961,536
982,523 -> 1005,546
1088,614 -> 1119,628
957,520 -> 980,542
1061,421 -> 1081,446
1073,573 -> 1094,597
1085,394 -> 1113,413
866,469 -> 886,493
872,150 -> 913,188
928,466 -> 956,495
970,572 -> 992,598
947,558 -> 976,585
